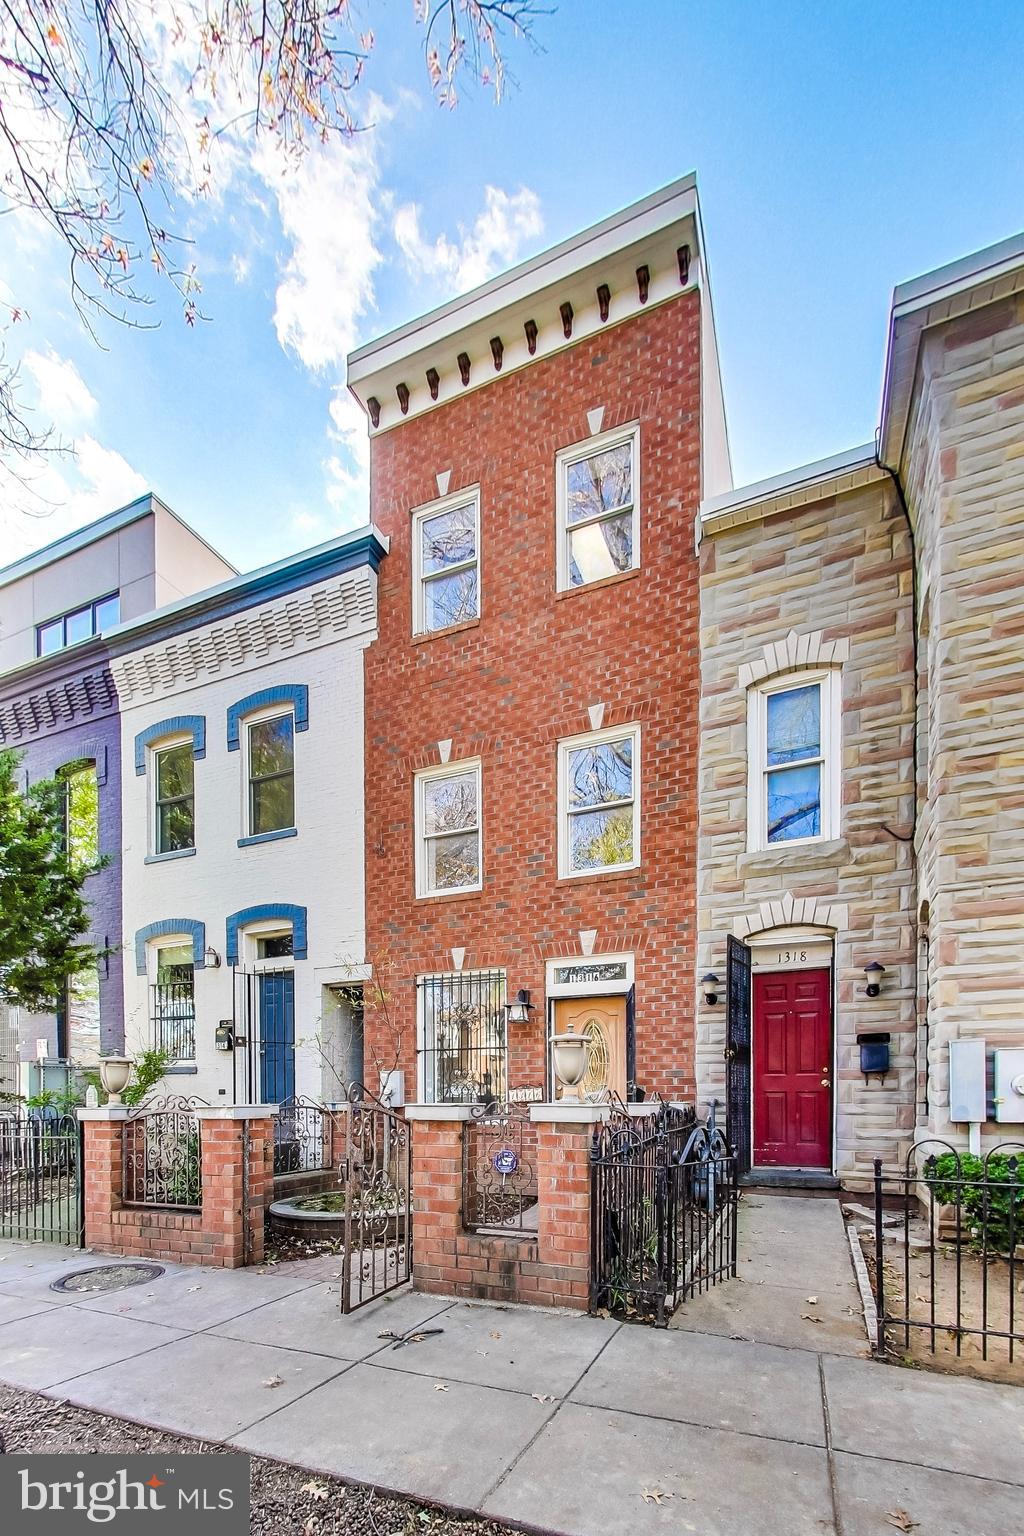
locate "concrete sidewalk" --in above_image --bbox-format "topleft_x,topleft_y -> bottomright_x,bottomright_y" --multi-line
0,1234 -> 1020,1536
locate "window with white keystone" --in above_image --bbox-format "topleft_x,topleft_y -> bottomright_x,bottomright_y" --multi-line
558,725 -> 640,878
412,489 -> 480,635
747,670 -> 841,850
415,761 -> 482,897
556,424 -> 639,591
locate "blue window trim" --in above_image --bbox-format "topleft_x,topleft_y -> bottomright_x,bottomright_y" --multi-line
225,904 -> 307,965
135,716 -> 207,776
237,828 -> 297,848
134,919 -> 206,975
53,740 -> 108,787
226,686 -> 308,752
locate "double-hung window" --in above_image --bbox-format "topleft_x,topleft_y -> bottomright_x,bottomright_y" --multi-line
558,725 -> 640,877
415,761 -> 482,897
748,672 -> 841,849
248,714 -> 295,836
556,425 -> 639,591
412,490 -> 480,635
152,943 -> 195,1061
154,743 -> 195,853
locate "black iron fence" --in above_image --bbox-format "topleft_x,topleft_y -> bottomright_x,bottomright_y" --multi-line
872,1142 -> 1024,1367
463,1101 -> 538,1234
0,1111 -> 82,1244
590,1102 -> 738,1326
122,1097 -> 203,1210
274,1096 -> 331,1175
151,981 -> 196,1061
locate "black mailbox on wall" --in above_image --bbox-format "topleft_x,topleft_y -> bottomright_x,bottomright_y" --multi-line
857,1032 -> 891,1081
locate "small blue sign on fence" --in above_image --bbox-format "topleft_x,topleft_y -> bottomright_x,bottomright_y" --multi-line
492,1146 -> 519,1176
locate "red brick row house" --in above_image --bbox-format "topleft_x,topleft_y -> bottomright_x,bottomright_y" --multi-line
348,176 -> 730,1114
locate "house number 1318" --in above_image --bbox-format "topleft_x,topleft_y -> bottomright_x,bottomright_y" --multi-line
776,949 -> 808,964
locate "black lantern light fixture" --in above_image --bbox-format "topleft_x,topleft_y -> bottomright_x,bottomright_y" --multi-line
505,988 -> 535,1026
864,962 -> 886,998
701,973 -> 721,1007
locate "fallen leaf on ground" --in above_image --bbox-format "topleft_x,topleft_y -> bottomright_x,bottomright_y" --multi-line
300,1481 -> 329,1502
490,1330 -> 502,1339
532,1393 -> 556,1403
885,1510 -> 918,1532
641,1487 -> 673,1505
433,1383 -> 448,1392
805,1295 -> 818,1304
186,1286 -> 202,1293
800,1314 -> 823,1323
263,1375 -> 284,1389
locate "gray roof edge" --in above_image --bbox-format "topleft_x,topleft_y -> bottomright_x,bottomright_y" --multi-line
0,492 -> 239,590
700,443 -> 879,520
891,229 -> 1024,315
347,173 -> 699,370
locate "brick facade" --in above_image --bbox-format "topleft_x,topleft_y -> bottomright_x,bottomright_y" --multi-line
363,292 -> 703,1104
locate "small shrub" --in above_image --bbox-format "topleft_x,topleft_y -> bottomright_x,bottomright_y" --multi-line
925,1152 -> 1024,1256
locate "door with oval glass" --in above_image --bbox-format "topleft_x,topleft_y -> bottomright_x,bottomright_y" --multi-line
552,996 -> 627,1100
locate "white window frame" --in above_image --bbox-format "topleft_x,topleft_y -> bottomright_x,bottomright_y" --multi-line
243,706 -> 296,838
411,486 -> 481,637
241,919 -> 296,973
557,723 -> 641,880
555,422 -> 640,593
145,936 -> 196,1063
746,668 -> 842,852
150,733 -> 196,855
414,759 -> 483,899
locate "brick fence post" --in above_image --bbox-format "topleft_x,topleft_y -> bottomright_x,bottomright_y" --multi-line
78,1106 -> 129,1251
531,1104 -> 608,1310
404,1104 -> 473,1297
195,1106 -> 277,1268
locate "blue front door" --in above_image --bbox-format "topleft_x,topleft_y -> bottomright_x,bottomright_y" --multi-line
259,970 -> 295,1102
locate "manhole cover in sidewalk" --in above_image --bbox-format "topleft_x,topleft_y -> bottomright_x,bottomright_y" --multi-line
51,1263 -> 165,1294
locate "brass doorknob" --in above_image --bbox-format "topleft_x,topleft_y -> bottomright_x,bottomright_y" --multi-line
820,1078 -> 830,1087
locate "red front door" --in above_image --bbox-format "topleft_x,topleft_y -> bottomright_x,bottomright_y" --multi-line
753,969 -> 832,1168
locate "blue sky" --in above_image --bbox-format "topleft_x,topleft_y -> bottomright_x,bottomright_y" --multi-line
3,0 -> 1022,571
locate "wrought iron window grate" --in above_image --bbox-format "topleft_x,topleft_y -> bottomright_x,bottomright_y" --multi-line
418,969 -> 507,1105
151,980 -> 195,1061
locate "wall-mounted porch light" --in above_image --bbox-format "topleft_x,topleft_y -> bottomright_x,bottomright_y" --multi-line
205,946 -> 222,969
505,988 -> 535,1026
701,973 -> 721,1007
864,962 -> 886,998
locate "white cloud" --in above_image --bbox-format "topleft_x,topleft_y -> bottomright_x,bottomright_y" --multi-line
22,349 -> 97,427
256,126 -> 385,374
230,253 -> 251,284
393,185 -> 543,293
1,436 -> 146,561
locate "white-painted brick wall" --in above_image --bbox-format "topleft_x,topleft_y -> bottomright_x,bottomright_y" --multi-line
116,571 -> 376,1105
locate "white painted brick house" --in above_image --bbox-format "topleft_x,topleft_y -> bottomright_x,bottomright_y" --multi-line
109,526 -> 387,1107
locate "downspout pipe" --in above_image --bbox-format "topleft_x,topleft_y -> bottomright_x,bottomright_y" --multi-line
874,437 -> 920,849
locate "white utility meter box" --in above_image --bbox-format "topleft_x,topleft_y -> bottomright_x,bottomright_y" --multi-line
948,1039 -> 987,1124
993,1048 -> 1024,1124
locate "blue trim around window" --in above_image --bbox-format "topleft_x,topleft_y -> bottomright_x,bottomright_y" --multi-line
226,686 -> 308,752
134,716 -> 207,775
225,903 -> 307,965
134,919 -> 206,975
237,828 -> 298,848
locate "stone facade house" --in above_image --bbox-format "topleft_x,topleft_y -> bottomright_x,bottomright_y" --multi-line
697,233 -> 1024,1183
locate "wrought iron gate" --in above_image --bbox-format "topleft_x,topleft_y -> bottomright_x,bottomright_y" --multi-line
725,935 -> 752,1177
339,1087 -> 412,1314
590,1103 -> 738,1326
0,1112 -> 84,1245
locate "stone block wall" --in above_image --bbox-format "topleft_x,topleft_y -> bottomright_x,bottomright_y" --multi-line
697,480 -> 918,1182
903,295 -> 1024,1144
